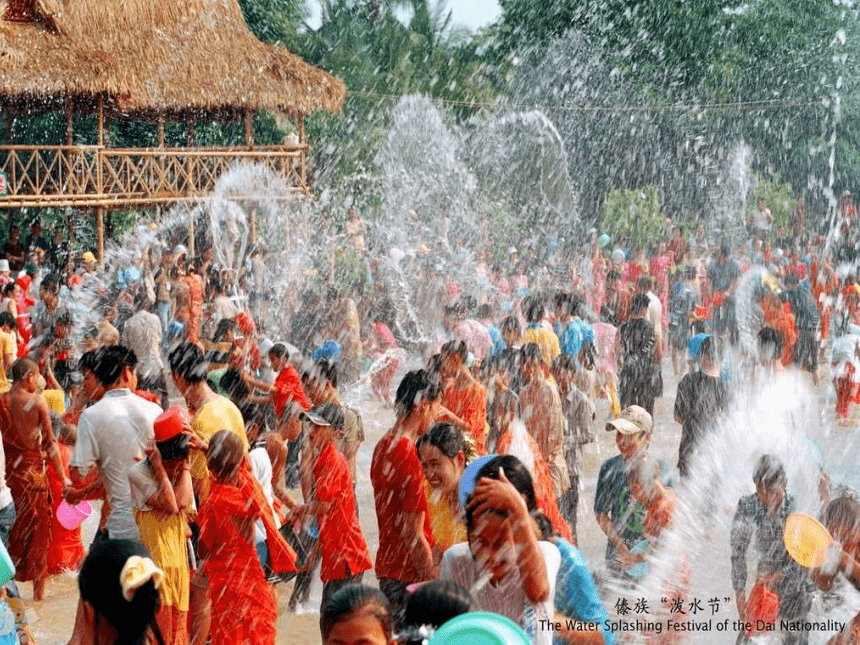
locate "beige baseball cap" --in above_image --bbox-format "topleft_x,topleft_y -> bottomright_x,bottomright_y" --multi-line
605,405 -> 653,435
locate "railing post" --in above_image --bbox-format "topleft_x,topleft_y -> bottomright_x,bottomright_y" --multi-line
298,115 -> 306,191
96,206 -> 104,262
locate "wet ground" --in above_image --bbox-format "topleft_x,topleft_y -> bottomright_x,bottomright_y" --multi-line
22,357 -> 857,644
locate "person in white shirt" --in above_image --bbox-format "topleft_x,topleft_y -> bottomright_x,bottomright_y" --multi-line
70,345 -> 162,542
440,455 -> 560,645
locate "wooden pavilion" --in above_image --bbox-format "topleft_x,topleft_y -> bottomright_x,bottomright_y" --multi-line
0,0 -> 346,258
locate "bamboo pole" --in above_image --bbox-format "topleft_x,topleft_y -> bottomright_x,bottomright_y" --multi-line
243,107 -> 254,147
249,203 -> 258,246
188,212 -> 195,259
6,116 -> 12,143
65,99 -> 74,145
157,114 -> 165,148
298,115 -> 306,190
186,110 -> 195,145
96,207 -> 104,262
97,94 -> 105,146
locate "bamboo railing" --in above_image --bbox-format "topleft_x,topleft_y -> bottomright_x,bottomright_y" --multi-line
0,144 -> 310,207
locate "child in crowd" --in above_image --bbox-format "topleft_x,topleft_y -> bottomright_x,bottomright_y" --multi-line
438,340 -> 488,453
76,539 -> 165,645
416,423 -> 472,561
128,408 -> 194,645
46,418 -> 86,574
320,584 -> 395,645
289,403 -> 372,612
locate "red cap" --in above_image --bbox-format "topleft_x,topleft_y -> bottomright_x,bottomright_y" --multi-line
153,407 -> 186,442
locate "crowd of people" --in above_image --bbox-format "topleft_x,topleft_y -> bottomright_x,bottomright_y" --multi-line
0,192 -> 858,645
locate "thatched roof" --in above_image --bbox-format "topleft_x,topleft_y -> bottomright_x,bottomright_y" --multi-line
0,0 -> 346,116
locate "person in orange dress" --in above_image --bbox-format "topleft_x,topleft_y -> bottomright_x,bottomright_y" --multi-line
763,292 -> 797,368
198,430 -> 296,645
438,340 -> 488,454
183,259 -> 205,347
47,422 -> 87,574
491,388 -> 572,542
0,358 -> 70,600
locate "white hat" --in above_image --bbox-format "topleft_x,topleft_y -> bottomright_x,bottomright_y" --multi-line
0,259 -> 9,273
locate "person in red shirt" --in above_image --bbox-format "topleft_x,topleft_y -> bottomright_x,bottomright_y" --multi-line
438,340 -> 488,453
370,369 -> 436,628
289,403 -> 372,613
265,343 -> 312,417
629,456 -> 676,540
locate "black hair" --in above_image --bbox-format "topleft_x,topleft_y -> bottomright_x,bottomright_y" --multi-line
522,295 -> 543,323
212,318 -> 235,343
0,311 -> 17,330
268,343 -> 289,360
823,497 -> 860,542
752,454 -> 787,491
320,584 -> 393,643
520,342 -> 541,364
440,340 -> 467,361
551,353 -> 577,375
316,359 -> 338,389
631,293 -> 650,315
40,273 -> 61,295
94,346 -> 138,387
499,315 -> 520,338
156,434 -> 189,461
403,581 -> 475,640
219,368 -> 250,403
168,342 -> 207,384
636,276 -> 653,292
684,265 -> 697,280
2,282 -> 16,297
465,454 -> 538,534
416,422 -> 474,462
79,350 -> 99,374
606,270 -> 621,281
394,369 -> 440,418
476,303 -> 492,320
757,327 -> 783,360
78,539 -> 165,645
784,274 -> 800,287
700,335 -> 716,363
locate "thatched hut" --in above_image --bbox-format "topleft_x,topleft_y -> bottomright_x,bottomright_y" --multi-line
0,0 -> 347,256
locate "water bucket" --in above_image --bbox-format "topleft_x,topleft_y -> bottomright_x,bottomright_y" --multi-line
429,611 -> 530,645
784,512 -> 833,568
56,500 -> 92,530
0,541 -> 14,586
744,584 -> 778,634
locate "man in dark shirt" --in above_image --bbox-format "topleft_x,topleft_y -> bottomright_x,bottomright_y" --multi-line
707,241 -> 741,345
23,220 -> 50,258
3,225 -> 25,272
674,335 -> 730,478
781,274 -> 821,382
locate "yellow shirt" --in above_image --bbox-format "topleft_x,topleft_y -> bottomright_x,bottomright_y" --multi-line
520,324 -> 561,368
424,481 -> 466,553
0,331 -> 13,393
190,395 -> 247,502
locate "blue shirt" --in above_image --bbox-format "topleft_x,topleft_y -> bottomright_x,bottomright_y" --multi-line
554,538 -> 612,645
556,318 -> 594,366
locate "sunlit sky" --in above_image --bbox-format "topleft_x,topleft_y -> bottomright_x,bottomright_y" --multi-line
305,0 -> 502,32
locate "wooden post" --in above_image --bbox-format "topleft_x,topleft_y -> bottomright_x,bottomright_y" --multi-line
249,204 -> 258,246
66,210 -> 74,259
65,99 -> 74,145
97,94 -> 105,146
243,107 -> 254,147
6,116 -> 12,143
157,113 -> 165,147
186,110 -> 195,146
96,207 -> 105,262
297,115 -> 306,190
188,212 -> 195,259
